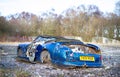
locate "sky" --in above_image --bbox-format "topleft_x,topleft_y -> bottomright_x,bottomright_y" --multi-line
0,0 -> 119,16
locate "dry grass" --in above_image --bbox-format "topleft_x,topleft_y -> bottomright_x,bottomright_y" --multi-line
15,68 -> 31,77
0,68 -> 31,77
0,42 -> 30,46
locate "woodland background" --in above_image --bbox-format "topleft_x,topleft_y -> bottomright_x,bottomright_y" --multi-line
0,1 -> 120,42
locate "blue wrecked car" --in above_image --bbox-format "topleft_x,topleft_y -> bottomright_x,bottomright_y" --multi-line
17,36 -> 102,67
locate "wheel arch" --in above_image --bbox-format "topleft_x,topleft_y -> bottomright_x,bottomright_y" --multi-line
40,49 -> 52,63
17,46 -> 21,53
40,48 -> 51,56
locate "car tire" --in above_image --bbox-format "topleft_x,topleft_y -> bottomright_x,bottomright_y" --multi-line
40,50 -> 51,63
17,48 -> 22,57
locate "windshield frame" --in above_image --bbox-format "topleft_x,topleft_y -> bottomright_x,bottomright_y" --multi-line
33,35 -> 82,43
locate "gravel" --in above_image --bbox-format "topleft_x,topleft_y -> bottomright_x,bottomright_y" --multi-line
0,44 -> 120,77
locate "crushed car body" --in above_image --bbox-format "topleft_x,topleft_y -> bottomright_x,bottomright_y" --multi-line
17,35 -> 102,67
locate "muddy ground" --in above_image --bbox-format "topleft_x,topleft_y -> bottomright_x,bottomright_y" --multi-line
0,43 -> 120,77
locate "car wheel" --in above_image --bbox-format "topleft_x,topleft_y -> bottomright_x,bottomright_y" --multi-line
40,50 -> 51,63
17,48 -> 22,57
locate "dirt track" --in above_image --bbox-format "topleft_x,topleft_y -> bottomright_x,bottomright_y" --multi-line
0,43 -> 120,77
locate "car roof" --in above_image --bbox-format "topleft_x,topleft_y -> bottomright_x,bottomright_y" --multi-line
35,35 -> 81,42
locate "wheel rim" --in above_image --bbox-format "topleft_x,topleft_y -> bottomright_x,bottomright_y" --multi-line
40,50 -> 51,63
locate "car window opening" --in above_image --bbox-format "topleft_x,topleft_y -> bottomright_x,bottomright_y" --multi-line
65,44 -> 101,54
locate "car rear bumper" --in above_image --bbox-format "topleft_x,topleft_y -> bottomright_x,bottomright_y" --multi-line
64,62 -> 102,67
54,61 -> 102,67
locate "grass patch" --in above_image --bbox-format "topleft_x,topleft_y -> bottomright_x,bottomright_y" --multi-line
0,68 -> 13,77
0,68 -> 31,77
15,68 -> 31,77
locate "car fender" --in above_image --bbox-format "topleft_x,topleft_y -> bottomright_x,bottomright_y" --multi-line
18,43 -> 30,52
86,43 -> 100,51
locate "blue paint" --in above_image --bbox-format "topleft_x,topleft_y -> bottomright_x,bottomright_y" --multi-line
17,36 -> 102,67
